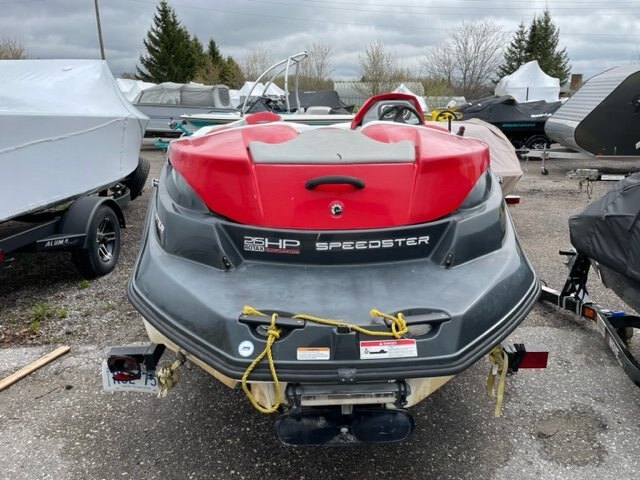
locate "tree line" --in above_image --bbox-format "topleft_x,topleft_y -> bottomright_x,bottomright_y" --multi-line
135,1 -> 570,99
1,1 -> 571,100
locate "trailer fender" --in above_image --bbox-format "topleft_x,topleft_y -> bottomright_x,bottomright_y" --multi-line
59,196 -> 125,248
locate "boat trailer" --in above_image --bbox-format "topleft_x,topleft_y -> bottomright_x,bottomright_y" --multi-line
540,250 -> 640,387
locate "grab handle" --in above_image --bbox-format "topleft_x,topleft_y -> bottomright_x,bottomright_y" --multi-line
305,175 -> 365,190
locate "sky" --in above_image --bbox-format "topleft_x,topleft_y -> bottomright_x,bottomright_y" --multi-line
1,0 -> 639,82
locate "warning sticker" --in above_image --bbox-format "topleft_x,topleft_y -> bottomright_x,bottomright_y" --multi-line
359,339 -> 417,359
297,347 -> 331,361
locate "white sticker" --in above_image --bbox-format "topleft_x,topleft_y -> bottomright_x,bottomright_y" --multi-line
297,347 -> 330,360
238,340 -> 255,357
360,339 -> 417,359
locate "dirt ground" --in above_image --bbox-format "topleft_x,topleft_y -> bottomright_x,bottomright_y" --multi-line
1,148 -> 640,480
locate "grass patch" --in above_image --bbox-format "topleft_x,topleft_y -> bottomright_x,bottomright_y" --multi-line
78,279 -> 90,289
30,302 -> 68,323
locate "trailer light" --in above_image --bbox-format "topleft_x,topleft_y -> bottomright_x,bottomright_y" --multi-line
517,346 -> 549,369
0,249 -> 4,263
107,355 -> 142,381
582,305 -> 597,320
502,343 -> 548,372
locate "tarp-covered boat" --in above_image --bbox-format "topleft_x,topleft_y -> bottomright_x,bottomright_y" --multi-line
133,82 -> 235,136
457,95 -> 562,149
117,93 -> 541,444
545,66 -> 640,157
569,173 -> 640,313
540,174 -> 640,390
426,118 -> 523,195
0,59 -> 148,223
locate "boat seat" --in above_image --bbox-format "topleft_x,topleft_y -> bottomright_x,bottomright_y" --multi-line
248,128 -> 416,164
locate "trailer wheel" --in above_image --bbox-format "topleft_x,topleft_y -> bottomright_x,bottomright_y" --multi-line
525,135 -> 551,151
72,205 -> 121,278
617,326 -> 634,343
435,110 -> 458,121
125,157 -> 150,201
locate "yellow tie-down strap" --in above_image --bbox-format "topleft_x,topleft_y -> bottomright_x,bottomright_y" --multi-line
240,305 -> 408,413
486,345 -> 509,417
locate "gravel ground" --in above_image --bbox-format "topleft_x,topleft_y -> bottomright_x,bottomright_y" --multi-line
1,149 -> 640,480
0,148 -> 162,348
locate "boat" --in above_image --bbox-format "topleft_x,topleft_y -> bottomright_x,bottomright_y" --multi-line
425,118 -> 523,195
545,65 -> 640,157
540,174 -> 640,388
0,59 -> 148,223
181,52 -> 354,129
0,59 -> 149,276
133,82 -> 236,136
112,93 -> 543,444
456,95 -> 562,150
567,173 -> 640,313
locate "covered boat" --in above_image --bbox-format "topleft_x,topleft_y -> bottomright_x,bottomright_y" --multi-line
119,93 -> 541,444
0,59 -> 148,223
457,95 -> 562,149
182,52 -> 354,129
133,82 -> 235,136
540,174 -> 640,389
425,118 -> 523,195
545,66 -> 640,157
568,173 -> 640,313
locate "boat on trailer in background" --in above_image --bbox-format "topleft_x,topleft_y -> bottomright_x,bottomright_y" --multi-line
181,52 -> 354,129
133,82 -> 236,137
541,172 -> 640,388
0,59 -> 149,277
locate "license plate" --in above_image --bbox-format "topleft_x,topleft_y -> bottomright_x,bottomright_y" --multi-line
101,360 -> 159,393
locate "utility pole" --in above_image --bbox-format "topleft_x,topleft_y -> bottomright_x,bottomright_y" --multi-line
94,0 -> 105,59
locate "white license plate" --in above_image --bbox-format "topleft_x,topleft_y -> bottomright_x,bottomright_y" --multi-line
101,360 -> 159,394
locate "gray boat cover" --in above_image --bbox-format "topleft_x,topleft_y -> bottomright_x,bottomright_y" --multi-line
569,173 -> 640,283
287,90 -> 353,113
458,95 -> 562,124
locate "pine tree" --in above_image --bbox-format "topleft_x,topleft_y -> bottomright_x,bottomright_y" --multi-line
206,40 -> 224,66
221,56 -> 244,88
526,9 -> 571,84
191,35 -> 205,70
496,22 -> 529,79
136,1 -> 198,83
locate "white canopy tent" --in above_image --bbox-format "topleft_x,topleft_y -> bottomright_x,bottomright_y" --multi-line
495,61 -> 560,103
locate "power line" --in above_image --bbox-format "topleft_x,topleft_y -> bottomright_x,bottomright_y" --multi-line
124,0 -> 640,37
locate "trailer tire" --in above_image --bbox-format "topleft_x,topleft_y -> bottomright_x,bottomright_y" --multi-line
72,205 -> 121,278
125,157 -> 150,201
435,110 -> 458,121
617,326 -> 634,343
525,135 -> 551,150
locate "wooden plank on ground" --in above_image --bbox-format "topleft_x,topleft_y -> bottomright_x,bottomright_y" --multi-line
0,346 -> 70,392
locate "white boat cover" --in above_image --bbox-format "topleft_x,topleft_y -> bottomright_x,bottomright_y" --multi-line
236,81 -> 286,106
0,59 -> 148,222
426,118 -> 522,195
134,82 -> 232,108
393,84 -> 428,112
116,78 -> 155,102
495,61 -> 560,103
